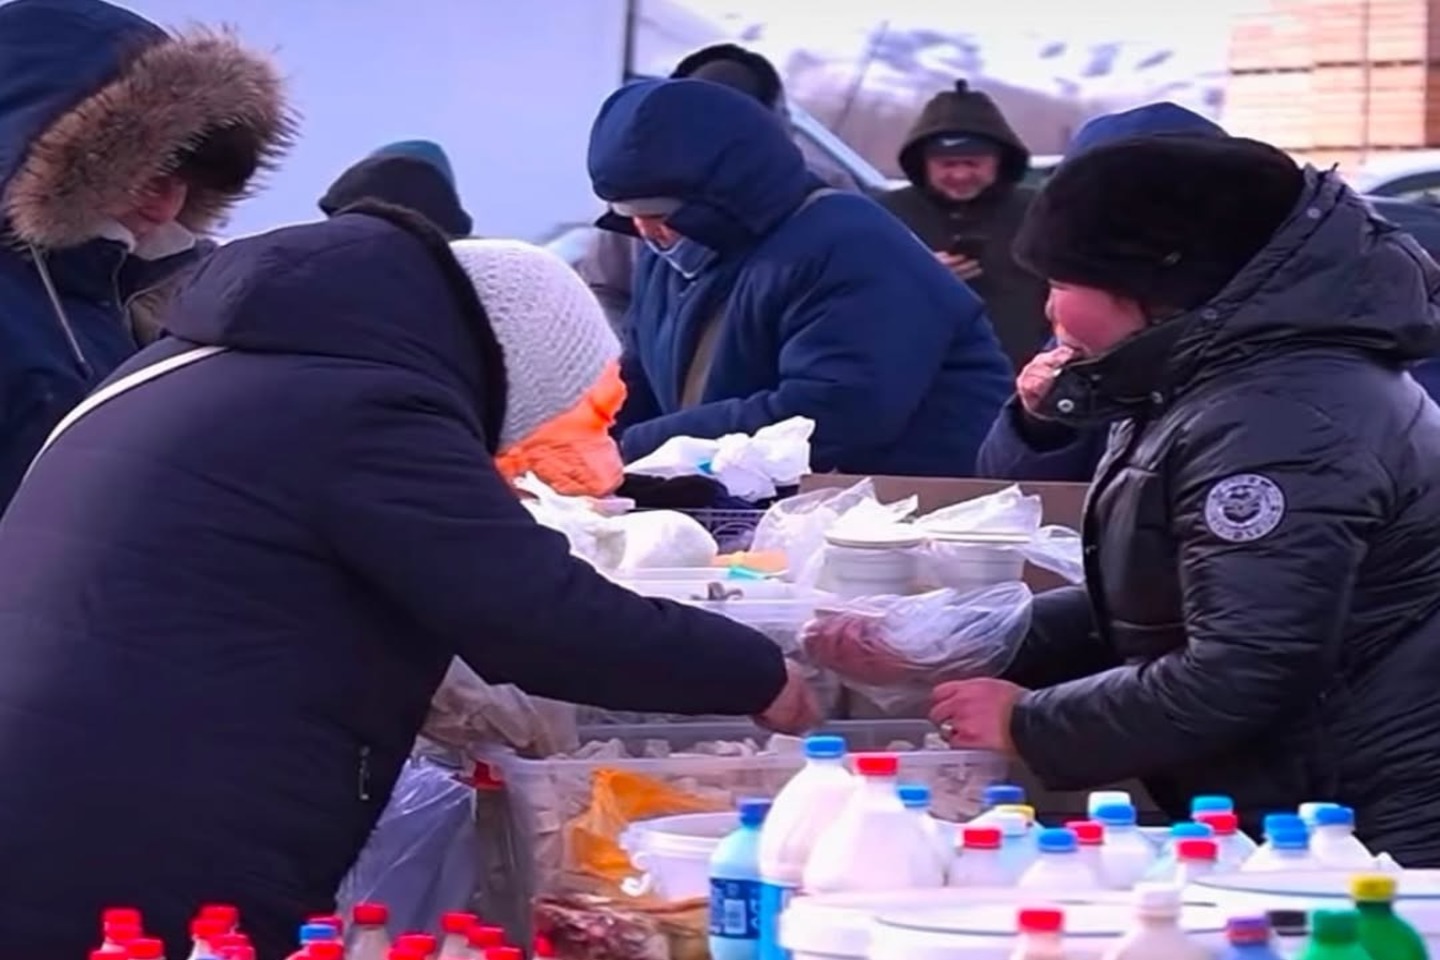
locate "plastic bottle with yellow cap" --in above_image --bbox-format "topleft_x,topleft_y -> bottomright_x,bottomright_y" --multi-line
1352,874 -> 1428,960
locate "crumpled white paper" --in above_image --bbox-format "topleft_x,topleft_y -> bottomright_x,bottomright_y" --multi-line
625,416 -> 815,501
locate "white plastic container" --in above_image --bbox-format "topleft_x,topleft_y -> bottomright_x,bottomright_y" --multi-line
1242,814 -> 1323,872
994,810 -> 1041,883
1018,828 -> 1102,893
804,753 -> 946,893
822,528 -> 925,599
950,825 -> 1011,888
347,904 -> 391,960
1169,839 -> 1218,887
866,899 -> 1229,960
760,735 -> 856,960
898,783 -> 952,883
1093,804 -> 1155,891
921,531 -> 1029,593
1309,804 -> 1376,869
1189,870 -> 1440,953
1101,883 -> 1210,960
1067,821 -> 1106,883
622,811 -> 738,900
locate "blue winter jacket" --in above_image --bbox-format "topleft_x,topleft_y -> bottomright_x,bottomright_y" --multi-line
0,209 -> 788,959
976,101 -> 1440,482
0,0 -> 287,513
588,79 -> 1013,477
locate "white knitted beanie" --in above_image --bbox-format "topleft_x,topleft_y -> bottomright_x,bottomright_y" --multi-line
449,238 -> 621,450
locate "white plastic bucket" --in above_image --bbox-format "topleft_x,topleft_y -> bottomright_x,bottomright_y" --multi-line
1189,869 -> 1440,952
619,811 -> 736,900
922,532 -> 1027,594
780,888 -> 1141,960
868,899 -> 1228,960
822,529 -> 926,599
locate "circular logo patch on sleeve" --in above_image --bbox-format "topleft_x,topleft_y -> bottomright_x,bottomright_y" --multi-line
1203,473 -> 1286,543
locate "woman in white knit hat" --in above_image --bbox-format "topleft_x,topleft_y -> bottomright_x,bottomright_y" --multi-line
0,200 -> 817,958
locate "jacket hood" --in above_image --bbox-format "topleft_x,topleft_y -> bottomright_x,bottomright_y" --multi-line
0,0 -> 295,249
162,204 -> 508,451
1047,168 -> 1440,424
587,78 -> 816,250
319,143 -> 473,239
1066,102 -> 1225,160
898,80 -> 1030,190
671,43 -> 787,116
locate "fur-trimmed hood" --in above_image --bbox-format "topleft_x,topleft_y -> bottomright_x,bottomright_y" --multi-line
0,0 -> 296,249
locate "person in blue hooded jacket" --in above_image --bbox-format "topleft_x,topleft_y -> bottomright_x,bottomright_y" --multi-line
319,139 -> 474,239
0,0 -> 293,511
0,201 -> 817,959
975,101 -> 1440,482
588,78 -> 1013,478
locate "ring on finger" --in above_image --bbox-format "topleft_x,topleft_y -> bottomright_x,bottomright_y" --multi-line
938,720 -> 956,739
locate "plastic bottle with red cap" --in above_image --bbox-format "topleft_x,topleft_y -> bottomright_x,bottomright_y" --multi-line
802,753 -> 946,893
532,935 -> 556,959
949,825 -> 1010,887
1065,820 -> 1106,882
1193,810 -> 1258,869
199,904 -> 240,934
305,944 -> 345,960
348,903 -> 392,960
127,937 -> 169,960
437,911 -> 477,960
467,925 -> 505,956
101,919 -> 144,953
485,948 -> 523,960
1172,838 -> 1219,886
188,915 -> 229,960
1011,907 -> 1067,960
393,932 -> 438,960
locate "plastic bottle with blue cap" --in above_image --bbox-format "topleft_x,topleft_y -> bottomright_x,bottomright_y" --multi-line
710,798 -> 772,960
970,783 -> 1025,827
1242,813 -> 1323,872
1309,804 -> 1375,869
897,782 -> 952,881
992,809 -> 1040,882
1143,821 -> 1214,881
757,734 -> 854,960
1191,794 -> 1234,816
1017,827 -> 1102,892
1094,802 -> 1156,890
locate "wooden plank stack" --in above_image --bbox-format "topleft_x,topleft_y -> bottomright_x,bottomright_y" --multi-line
1223,0 -> 1440,171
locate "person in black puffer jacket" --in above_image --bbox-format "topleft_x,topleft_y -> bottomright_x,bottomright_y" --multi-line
821,133 -> 1440,864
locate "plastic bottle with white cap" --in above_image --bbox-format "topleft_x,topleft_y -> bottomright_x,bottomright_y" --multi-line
949,825 -> 1011,887
1010,907 -> 1068,960
1101,883 -> 1210,960
1017,828 -> 1102,893
1094,803 -> 1156,890
1243,814 -> 1323,872
757,734 -> 854,960
1309,805 -> 1375,869
803,753 -> 946,893
897,783 -> 952,881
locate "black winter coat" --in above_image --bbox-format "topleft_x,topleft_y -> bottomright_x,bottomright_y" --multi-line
1004,170 -> 1440,865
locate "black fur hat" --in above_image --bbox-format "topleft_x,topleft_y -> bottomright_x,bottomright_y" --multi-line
1013,135 -> 1304,313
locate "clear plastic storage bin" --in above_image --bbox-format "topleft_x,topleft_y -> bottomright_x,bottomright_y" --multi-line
473,720 -> 1006,943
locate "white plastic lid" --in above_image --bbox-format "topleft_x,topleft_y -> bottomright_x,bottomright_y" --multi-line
872,900 -> 1227,944
824,525 -> 927,549
781,889 -> 1027,957
1193,869 -> 1440,900
1133,882 -> 1183,913
926,529 -> 1032,544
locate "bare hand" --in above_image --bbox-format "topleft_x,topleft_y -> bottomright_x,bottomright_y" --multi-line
1016,345 -> 1077,418
937,251 -> 984,281
755,659 -> 822,735
929,678 -> 1026,754
802,610 -> 912,685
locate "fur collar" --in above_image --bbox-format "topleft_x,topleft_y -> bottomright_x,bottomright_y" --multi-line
3,27 -> 295,249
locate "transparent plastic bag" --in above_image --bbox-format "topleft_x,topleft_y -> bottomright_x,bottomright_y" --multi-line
916,485 -> 1083,586
422,659 -> 580,757
751,479 -> 918,586
800,583 -> 1033,711
336,756 -> 480,936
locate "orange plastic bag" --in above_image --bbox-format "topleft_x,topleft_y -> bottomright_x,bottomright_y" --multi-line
495,361 -> 627,497
567,768 -> 728,887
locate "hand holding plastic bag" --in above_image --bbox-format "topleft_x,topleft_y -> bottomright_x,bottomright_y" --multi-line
801,584 -> 1034,711
625,416 -> 815,500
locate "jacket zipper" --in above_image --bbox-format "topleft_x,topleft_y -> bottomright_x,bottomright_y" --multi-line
357,745 -> 373,801
29,244 -> 93,379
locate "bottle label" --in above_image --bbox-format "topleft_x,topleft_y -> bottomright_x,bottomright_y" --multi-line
709,878 -> 761,939
757,881 -> 796,960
